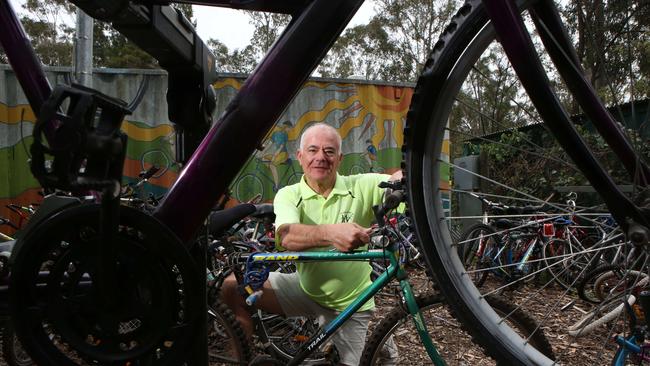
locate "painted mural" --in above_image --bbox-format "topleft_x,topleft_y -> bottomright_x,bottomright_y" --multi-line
1,67 -> 450,236
217,77 -> 411,202
0,67 -> 179,235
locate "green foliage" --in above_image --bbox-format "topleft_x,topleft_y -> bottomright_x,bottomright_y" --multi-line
0,1 -> 198,69
480,124 -> 650,204
318,0 -> 458,82
560,0 -> 650,103
93,21 -> 157,69
207,12 -> 290,74
205,0 -> 458,81
20,15 -> 74,66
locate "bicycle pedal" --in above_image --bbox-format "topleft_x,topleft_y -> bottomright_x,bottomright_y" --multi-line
323,343 -> 340,365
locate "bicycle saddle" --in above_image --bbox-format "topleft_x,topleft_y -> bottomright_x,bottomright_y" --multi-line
494,219 -> 520,229
251,204 -> 275,221
208,204 -> 257,236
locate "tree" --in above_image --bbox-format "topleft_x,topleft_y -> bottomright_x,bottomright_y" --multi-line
318,0 -> 458,82
12,0 -> 76,66
208,38 -> 257,73
207,11 -> 290,73
0,1 -> 197,69
561,0 -> 650,105
93,21 -> 157,69
206,0 -> 459,81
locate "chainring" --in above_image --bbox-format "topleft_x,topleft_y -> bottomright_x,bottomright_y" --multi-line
9,204 -> 202,365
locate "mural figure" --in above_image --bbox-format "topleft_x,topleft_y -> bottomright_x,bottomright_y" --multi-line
365,138 -> 379,173
264,120 -> 294,190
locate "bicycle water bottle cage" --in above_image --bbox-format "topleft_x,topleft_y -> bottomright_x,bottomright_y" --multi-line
30,84 -> 130,193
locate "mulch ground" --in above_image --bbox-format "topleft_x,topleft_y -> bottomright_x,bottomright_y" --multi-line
368,268 -> 627,366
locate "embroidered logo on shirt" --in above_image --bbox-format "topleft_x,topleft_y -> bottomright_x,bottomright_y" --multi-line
340,212 -> 353,223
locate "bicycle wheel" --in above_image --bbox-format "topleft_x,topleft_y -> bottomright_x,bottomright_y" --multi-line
360,293 -> 555,365
2,321 -> 34,366
9,204 -> 202,365
403,0 -> 648,364
459,224 -> 499,288
207,301 -> 251,365
234,174 -> 265,203
542,238 -> 589,290
255,311 -> 327,363
140,149 -> 171,178
577,264 -> 622,304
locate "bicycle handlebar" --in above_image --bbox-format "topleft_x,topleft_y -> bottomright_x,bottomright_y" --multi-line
373,181 -> 406,226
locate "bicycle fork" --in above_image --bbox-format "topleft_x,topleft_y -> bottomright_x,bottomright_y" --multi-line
516,238 -> 538,273
398,278 -> 446,366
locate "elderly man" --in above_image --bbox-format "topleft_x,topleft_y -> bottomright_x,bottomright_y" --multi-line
221,123 -> 401,365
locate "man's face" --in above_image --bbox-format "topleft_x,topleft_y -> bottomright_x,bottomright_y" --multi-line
297,128 -> 342,186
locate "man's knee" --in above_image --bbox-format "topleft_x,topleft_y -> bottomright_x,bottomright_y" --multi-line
220,274 -> 242,305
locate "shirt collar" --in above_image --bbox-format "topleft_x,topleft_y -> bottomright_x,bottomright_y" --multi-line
299,173 -> 350,200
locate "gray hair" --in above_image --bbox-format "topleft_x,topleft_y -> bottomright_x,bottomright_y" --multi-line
299,123 -> 342,152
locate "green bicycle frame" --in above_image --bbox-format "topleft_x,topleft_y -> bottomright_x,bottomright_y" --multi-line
247,245 -> 445,366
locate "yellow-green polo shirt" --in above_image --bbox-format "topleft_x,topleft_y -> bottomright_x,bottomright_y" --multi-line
273,173 -> 390,311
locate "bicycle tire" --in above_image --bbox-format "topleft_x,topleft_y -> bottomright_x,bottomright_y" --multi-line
349,164 -> 366,175
542,238 -> 581,290
360,293 -> 555,365
577,264 -> 624,304
591,268 -> 648,304
401,0 -> 647,363
9,204 -> 202,365
208,301 -> 252,365
2,321 -> 34,366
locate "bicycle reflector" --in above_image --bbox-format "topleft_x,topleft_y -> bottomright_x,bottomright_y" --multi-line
543,223 -> 555,237
31,84 -> 130,193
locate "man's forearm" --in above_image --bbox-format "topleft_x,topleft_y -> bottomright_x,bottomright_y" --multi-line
276,223 -> 332,251
277,222 -> 371,252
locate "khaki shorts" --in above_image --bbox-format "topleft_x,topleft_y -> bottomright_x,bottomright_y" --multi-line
268,271 -> 373,366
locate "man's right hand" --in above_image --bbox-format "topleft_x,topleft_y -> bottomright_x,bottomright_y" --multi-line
324,223 -> 372,252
